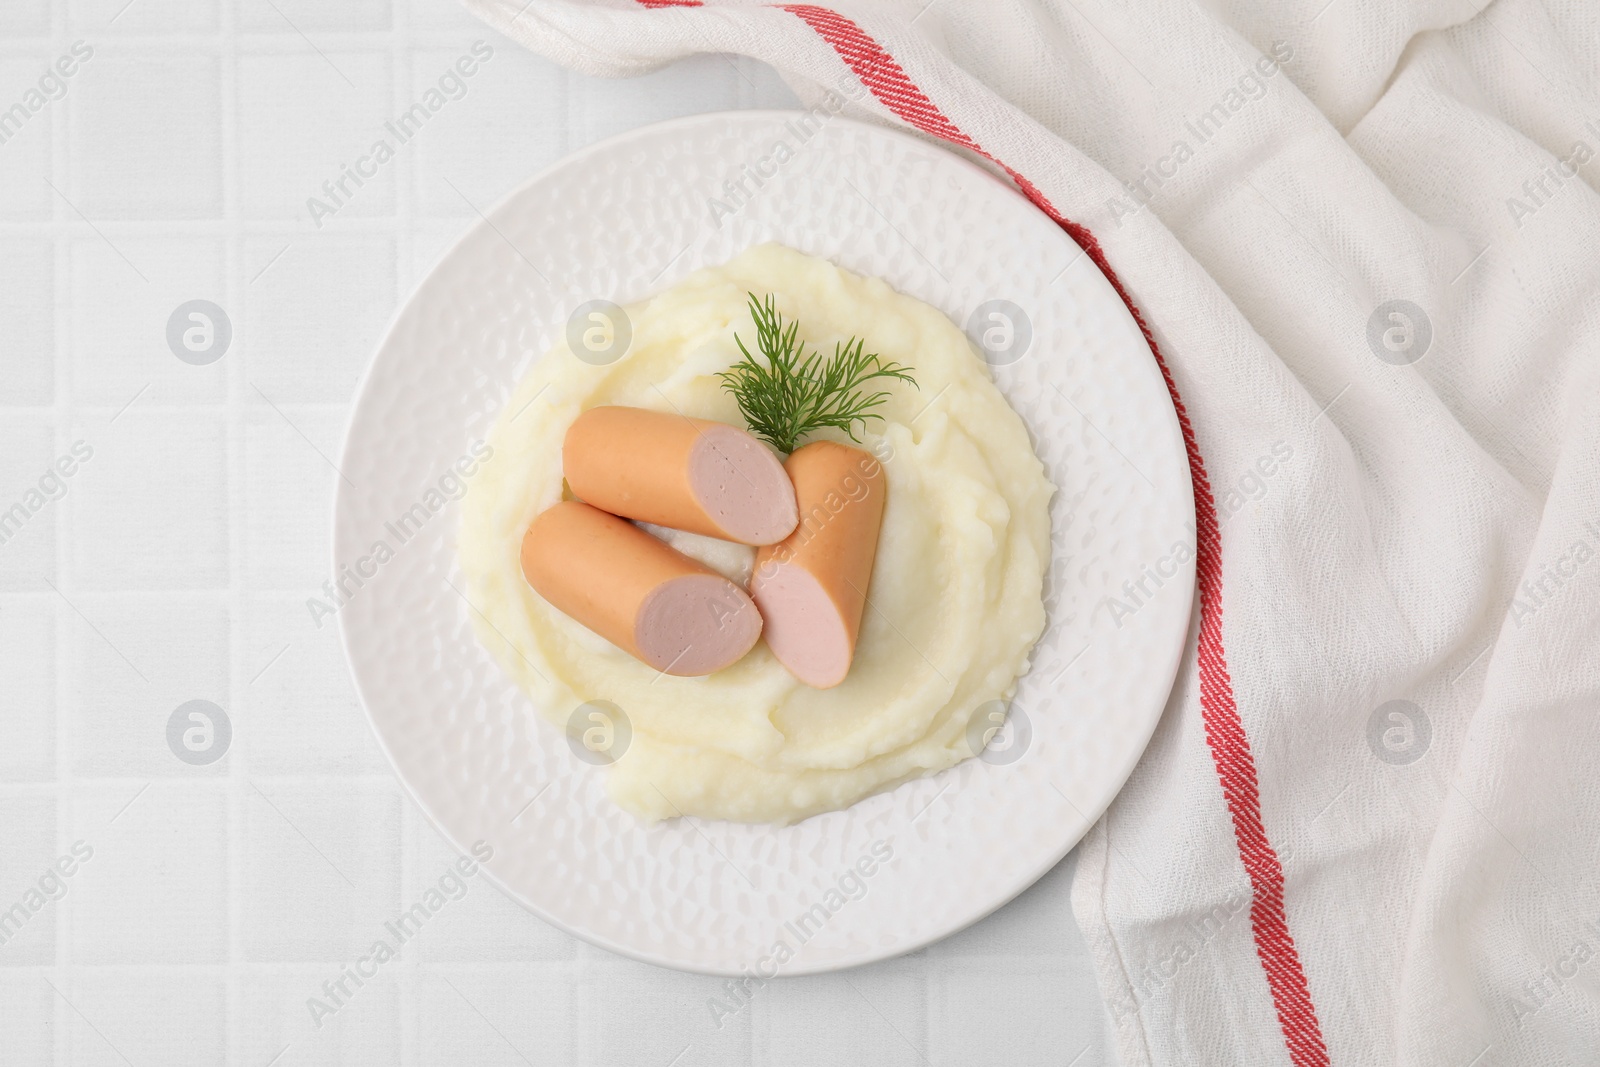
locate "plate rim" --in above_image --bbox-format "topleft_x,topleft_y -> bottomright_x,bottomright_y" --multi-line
334,108 -> 1194,975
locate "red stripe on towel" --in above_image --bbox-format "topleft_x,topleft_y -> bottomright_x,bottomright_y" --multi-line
769,5 -> 1331,1064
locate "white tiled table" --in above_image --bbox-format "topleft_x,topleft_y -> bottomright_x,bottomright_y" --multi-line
0,1 -> 1110,1063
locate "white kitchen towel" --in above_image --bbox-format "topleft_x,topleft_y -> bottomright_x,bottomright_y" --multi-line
458,1 -> 1600,1063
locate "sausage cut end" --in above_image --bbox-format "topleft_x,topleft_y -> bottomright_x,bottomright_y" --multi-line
750,561 -> 855,689
636,574 -> 763,676
687,424 -> 799,545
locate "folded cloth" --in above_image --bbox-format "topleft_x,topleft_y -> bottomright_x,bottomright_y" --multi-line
460,0 -> 1600,1062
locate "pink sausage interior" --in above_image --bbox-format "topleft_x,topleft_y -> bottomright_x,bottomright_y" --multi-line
750,562 -> 853,689
687,424 -> 798,545
635,574 -> 763,676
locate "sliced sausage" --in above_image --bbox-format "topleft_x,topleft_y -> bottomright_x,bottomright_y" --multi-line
563,406 -> 798,546
521,501 -> 762,676
749,442 -> 887,688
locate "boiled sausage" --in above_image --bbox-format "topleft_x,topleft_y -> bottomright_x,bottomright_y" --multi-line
564,406 -> 798,545
521,501 -> 762,676
750,442 -> 887,688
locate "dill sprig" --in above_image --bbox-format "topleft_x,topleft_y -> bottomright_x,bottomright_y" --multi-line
717,292 -> 917,455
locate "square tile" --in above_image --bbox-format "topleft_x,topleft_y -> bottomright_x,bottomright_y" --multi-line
237,968 -> 401,1066
0,975 -> 53,1060
411,0 -> 486,30
0,55 -> 54,221
69,782 -> 227,964
70,0 -> 218,33
579,962 -> 752,1067
236,0 -> 391,34
569,54 -> 784,149
69,51 -> 222,218
0,598 -> 57,782
412,829 -> 577,963
240,782 -> 401,961
0,237 -> 54,404
64,595 -> 229,778
0,794 -> 57,965
0,422 -> 60,591
67,972 -> 224,1067
753,971 -> 926,1067
236,51 -> 396,221
929,961 -> 1102,1066
0,2 -> 50,35
420,966 -> 575,1066
69,236 -> 228,407
236,596 -> 384,776
927,850 -> 1081,961
66,412 -> 229,590
242,413 -> 340,590
242,234 -> 395,403
411,44 -> 566,217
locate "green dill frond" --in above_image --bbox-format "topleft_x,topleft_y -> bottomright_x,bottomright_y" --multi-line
717,292 -> 917,455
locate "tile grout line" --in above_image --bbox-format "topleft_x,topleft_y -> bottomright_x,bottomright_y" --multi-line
220,0 -> 245,1062
51,3 -> 72,1060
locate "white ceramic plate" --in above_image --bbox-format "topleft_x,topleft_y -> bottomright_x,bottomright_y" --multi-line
336,111 -> 1193,975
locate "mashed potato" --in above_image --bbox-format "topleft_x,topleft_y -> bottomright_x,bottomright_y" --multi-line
459,244 -> 1053,824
